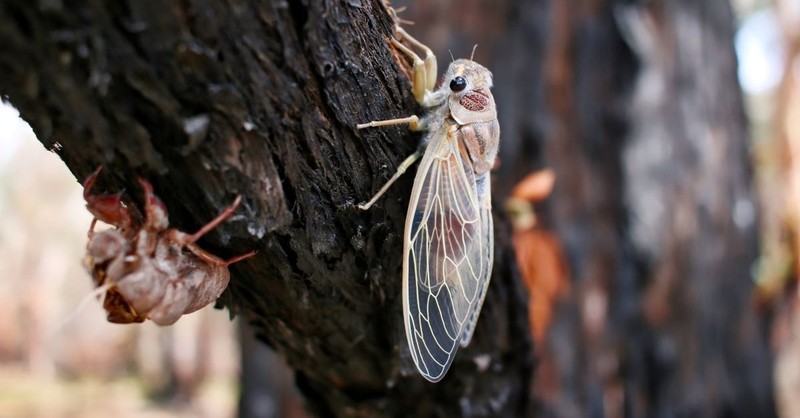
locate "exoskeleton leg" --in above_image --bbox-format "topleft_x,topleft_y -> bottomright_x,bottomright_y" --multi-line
176,195 -> 257,266
183,196 -> 244,245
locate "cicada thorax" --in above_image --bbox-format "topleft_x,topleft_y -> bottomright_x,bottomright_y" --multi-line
442,60 -> 500,181
449,87 -> 497,125
446,98 -> 499,188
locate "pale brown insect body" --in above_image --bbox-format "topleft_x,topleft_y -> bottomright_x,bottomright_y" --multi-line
83,167 -> 255,326
358,28 -> 499,382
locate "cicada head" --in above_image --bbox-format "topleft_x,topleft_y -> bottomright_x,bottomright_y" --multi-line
443,59 -> 497,125
444,59 -> 493,91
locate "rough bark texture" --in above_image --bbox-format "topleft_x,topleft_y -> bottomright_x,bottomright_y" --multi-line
0,1 -> 533,417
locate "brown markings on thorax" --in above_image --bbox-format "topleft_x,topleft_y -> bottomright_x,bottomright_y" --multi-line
459,88 -> 491,112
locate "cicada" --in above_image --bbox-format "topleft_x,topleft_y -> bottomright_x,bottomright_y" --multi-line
357,26 -> 499,382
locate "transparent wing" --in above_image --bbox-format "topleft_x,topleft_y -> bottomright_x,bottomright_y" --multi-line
459,175 -> 493,347
402,127 -> 494,382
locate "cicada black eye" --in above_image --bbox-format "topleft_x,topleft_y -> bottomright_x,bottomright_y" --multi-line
450,76 -> 467,92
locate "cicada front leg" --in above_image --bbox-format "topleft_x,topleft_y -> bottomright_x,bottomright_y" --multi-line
392,26 -> 438,105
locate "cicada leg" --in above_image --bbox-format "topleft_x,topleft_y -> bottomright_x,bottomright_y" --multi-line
392,26 -> 437,104
355,25 -> 438,210
357,149 -> 423,211
355,115 -> 426,210
357,115 -> 420,131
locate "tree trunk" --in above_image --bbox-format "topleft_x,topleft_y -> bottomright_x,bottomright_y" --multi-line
0,1 -> 533,417
609,3 -> 774,415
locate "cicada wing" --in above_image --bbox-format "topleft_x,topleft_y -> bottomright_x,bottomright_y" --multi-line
402,129 -> 494,382
459,175 -> 493,347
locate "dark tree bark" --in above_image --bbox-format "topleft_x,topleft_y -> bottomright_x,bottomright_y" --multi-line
0,1 -> 533,417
